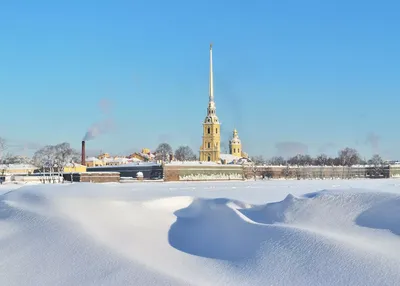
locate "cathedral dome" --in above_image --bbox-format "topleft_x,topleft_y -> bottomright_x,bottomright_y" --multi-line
230,137 -> 241,144
204,115 -> 219,123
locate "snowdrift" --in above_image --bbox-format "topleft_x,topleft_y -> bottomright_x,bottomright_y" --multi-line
1,181 -> 400,285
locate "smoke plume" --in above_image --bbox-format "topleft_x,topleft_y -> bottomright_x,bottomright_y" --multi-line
82,98 -> 115,141
365,132 -> 380,154
83,118 -> 114,141
275,141 -> 308,158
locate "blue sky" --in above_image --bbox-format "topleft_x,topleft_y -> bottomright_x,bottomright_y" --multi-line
1,0 -> 399,159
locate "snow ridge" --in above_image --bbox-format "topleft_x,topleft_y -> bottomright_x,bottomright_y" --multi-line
1,181 -> 400,285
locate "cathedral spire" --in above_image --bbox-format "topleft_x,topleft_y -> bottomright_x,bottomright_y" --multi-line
209,43 -> 214,103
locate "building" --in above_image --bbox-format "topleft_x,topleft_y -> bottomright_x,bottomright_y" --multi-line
0,164 -> 37,175
199,44 -> 246,163
86,163 -> 163,180
229,129 -> 242,157
64,163 -> 87,173
199,43 -> 221,162
85,157 -> 104,167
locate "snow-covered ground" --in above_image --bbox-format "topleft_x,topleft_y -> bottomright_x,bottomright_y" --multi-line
1,179 -> 400,285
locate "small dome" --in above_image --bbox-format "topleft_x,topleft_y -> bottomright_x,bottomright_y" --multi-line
230,138 -> 241,145
204,115 -> 219,123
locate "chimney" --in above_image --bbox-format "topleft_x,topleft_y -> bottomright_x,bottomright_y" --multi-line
81,141 -> 86,166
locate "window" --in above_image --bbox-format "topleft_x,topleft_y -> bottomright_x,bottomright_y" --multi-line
234,148 -> 236,153
207,127 -> 210,134
238,149 -> 240,153
207,156 -> 211,161
208,142 -> 211,148
216,128 -> 218,134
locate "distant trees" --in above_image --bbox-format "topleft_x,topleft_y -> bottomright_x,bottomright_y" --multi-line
155,143 -> 173,162
250,155 -> 265,165
251,147 -> 378,167
33,142 -> 79,183
0,137 -> 6,162
338,147 -> 360,166
368,154 -> 384,177
268,156 -> 286,166
2,155 -> 32,165
174,146 -> 196,161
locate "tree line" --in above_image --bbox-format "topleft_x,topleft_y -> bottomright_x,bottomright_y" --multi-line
154,143 -> 197,162
251,147 -> 385,167
0,136 -> 388,169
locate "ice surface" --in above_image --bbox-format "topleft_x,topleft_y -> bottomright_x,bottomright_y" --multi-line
1,179 -> 400,285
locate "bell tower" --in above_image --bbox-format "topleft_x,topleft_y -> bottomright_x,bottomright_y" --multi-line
229,129 -> 242,157
199,43 -> 221,162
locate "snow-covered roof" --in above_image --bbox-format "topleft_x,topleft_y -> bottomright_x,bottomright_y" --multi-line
85,157 -> 102,162
220,154 -> 238,163
0,164 -> 37,170
65,163 -> 86,168
166,161 -> 220,166
88,162 -> 160,168
104,157 -> 129,163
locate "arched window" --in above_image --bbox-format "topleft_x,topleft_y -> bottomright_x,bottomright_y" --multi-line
234,148 -> 236,153
208,142 -> 211,148
238,149 -> 240,153
207,156 -> 211,161
207,127 -> 210,134
216,128 -> 218,133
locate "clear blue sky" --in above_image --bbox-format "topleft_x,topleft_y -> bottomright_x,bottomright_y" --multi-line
1,0 -> 399,159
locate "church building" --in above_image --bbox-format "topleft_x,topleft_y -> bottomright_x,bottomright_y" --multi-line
199,44 -> 246,163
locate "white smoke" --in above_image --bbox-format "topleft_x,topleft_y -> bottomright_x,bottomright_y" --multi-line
82,98 -> 114,141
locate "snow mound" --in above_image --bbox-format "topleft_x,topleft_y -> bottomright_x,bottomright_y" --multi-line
168,190 -> 400,284
2,182 -> 400,285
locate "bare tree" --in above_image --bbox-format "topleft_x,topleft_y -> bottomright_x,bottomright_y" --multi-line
268,156 -> 286,166
250,163 -> 262,181
54,142 -> 79,182
282,165 -> 293,179
3,154 -> 33,165
0,137 -> 6,162
251,155 -> 265,165
174,145 -> 196,161
338,147 -> 360,166
33,145 -> 58,183
368,154 -> 384,178
155,143 -> 173,162
315,154 -> 328,166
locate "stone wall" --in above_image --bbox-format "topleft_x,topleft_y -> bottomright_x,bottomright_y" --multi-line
389,166 -> 400,178
244,165 -> 391,180
64,172 -> 120,183
163,164 -> 244,182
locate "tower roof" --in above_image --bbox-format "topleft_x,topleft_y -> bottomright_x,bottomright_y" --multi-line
204,43 -> 219,124
230,129 -> 241,145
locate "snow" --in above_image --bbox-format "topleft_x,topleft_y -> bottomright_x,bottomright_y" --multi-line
89,162 -> 160,168
0,164 -> 37,170
179,173 -> 243,181
219,153 -> 238,163
167,161 -> 220,166
2,179 -> 400,285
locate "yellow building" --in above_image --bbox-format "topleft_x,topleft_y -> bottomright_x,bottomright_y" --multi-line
0,164 -> 36,175
199,43 -> 221,162
85,157 -> 104,167
229,129 -> 242,157
64,163 -> 87,173
141,148 -> 151,154
98,153 -> 111,160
